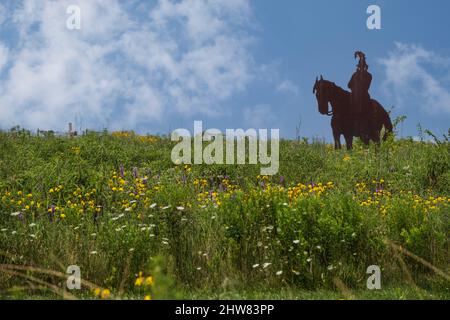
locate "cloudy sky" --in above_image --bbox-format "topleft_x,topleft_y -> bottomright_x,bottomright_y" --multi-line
0,0 -> 449,139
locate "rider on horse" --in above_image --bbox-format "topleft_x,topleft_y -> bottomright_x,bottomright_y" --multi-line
348,51 -> 373,141
348,51 -> 372,115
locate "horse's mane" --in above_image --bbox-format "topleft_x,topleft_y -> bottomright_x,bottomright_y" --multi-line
325,80 -> 350,98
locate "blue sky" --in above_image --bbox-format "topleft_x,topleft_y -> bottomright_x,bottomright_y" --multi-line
0,0 -> 449,140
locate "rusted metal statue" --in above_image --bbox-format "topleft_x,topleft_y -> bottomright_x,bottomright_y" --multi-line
313,52 -> 393,150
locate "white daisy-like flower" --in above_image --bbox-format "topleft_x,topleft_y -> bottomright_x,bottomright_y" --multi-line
276,271 -> 283,276
176,206 -> 185,211
150,203 -> 157,209
252,264 -> 260,269
162,205 -> 171,210
111,214 -> 125,221
29,223 -> 37,227
263,262 -> 272,269
11,212 -> 21,217
293,240 -> 300,244
90,251 -> 98,255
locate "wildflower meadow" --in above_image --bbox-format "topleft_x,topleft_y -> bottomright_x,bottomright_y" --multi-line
0,127 -> 449,300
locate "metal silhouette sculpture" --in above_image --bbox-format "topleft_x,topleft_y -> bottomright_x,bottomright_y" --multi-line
313,52 -> 393,150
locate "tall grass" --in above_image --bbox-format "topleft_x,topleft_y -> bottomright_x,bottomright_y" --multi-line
0,128 -> 449,299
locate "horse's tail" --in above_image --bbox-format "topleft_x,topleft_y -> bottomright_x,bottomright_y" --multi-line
372,100 -> 393,141
380,107 -> 393,141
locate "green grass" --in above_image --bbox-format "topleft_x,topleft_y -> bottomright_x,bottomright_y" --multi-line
0,128 -> 449,300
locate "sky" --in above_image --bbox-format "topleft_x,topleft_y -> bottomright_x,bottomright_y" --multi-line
0,0 -> 449,140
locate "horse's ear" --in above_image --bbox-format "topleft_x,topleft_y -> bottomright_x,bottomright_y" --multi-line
320,75 -> 323,81
313,77 -> 318,93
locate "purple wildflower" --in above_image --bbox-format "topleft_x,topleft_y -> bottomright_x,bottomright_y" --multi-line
48,205 -> 55,221
132,167 -> 139,179
119,165 -> 125,178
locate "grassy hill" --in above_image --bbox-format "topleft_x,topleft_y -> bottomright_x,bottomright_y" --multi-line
0,128 -> 449,300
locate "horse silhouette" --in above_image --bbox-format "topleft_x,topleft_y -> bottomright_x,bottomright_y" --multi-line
313,76 -> 393,150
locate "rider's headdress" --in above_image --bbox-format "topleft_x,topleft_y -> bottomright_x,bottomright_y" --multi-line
354,51 -> 368,71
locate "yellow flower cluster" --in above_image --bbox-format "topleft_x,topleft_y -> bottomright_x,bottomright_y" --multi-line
67,188 -> 101,215
288,182 -> 334,202
49,185 -> 63,194
356,181 -> 449,215
112,131 -> 159,144
193,178 -> 208,188
107,171 -> 160,212
1,191 -> 42,212
93,288 -> 111,299
135,272 -> 154,287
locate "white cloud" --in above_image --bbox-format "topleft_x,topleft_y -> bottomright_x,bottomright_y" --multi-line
0,0 -> 255,131
0,4 -> 5,26
276,80 -> 299,96
379,42 -> 450,114
243,104 -> 274,128
0,44 -> 8,71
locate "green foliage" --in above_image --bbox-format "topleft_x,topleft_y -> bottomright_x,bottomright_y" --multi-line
0,129 -> 448,299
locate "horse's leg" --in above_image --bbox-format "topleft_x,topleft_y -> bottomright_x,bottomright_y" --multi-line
331,118 -> 341,150
333,132 -> 341,150
361,126 -> 370,145
344,133 -> 353,150
371,129 -> 381,144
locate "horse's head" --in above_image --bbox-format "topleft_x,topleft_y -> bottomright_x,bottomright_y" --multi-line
313,76 -> 333,116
